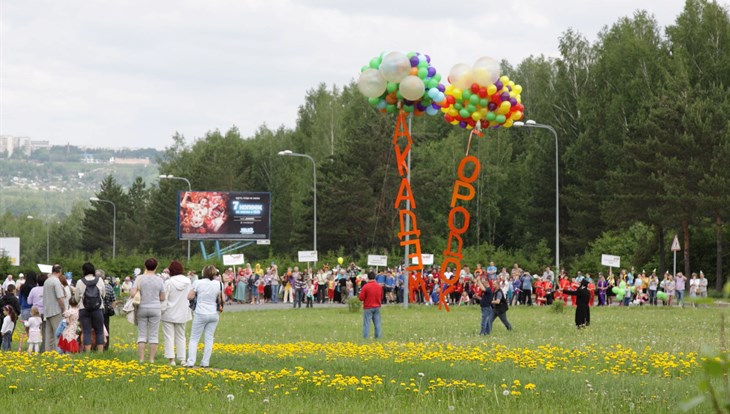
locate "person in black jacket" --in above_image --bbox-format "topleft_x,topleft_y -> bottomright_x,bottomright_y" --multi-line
0,284 -> 21,318
490,284 -> 513,331
562,279 -> 591,328
477,280 -> 494,335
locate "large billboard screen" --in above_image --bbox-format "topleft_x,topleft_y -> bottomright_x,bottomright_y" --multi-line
178,191 -> 271,240
0,237 -> 20,266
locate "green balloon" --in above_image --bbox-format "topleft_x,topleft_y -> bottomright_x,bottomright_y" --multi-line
434,73 -> 442,82
386,104 -> 396,113
463,90 -> 472,101
469,94 -> 479,105
406,52 -> 416,58
486,112 -> 496,121
396,90 -> 403,100
387,82 -> 398,93
403,105 -> 414,113
479,98 -> 489,107
427,79 -> 439,89
418,60 -> 428,68
369,57 -> 381,69
454,103 -> 463,111
466,104 -> 476,113
459,108 -> 471,118
368,97 -> 380,105
616,294 -> 625,301
361,66 -> 369,72
418,68 -> 428,79
611,287 -> 620,294
495,114 -> 506,123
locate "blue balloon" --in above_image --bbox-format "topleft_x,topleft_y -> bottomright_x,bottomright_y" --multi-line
376,100 -> 386,109
427,87 -> 439,99
426,106 -> 438,115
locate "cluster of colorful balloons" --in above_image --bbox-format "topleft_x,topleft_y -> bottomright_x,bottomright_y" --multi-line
357,51 -> 446,116
440,56 -> 524,130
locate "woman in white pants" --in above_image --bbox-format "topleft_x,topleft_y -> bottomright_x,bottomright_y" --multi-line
185,265 -> 223,368
161,260 -> 191,366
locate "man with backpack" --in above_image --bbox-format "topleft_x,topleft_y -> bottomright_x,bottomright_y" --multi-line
74,262 -> 106,352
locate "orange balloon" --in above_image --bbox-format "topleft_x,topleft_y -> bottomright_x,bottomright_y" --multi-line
385,92 -> 398,104
410,67 -> 418,76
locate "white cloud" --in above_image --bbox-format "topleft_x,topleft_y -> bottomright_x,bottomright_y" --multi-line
1,0 -> 688,149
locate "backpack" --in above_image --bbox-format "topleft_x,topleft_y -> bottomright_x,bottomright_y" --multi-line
82,276 -> 102,311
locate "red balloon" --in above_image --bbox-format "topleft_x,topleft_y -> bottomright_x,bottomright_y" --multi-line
470,83 -> 479,93
445,114 -> 454,123
478,87 -> 487,98
480,120 -> 488,129
446,95 -> 456,105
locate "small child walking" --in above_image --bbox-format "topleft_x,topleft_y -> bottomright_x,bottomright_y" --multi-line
1,305 -> 17,351
224,282 -> 234,305
58,297 -> 80,354
24,307 -> 43,354
305,281 -> 315,308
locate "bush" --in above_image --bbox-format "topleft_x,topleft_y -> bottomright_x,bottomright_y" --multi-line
347,297 -> 362,313
551,299 -> 566,314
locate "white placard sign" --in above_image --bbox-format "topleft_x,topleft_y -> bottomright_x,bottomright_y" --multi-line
601,254 -> 621,268
298,250 -> 319,262
223,254 -> 245,266
37,264 -> 52,274
367,255 -> 388,267
411,253 -> 434,266
0,238 -> 20,266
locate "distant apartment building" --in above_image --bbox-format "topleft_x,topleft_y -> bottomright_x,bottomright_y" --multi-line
110,157 -> 150,166
0,135 -> 49,157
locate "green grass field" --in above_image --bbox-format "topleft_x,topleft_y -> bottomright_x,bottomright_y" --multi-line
1,304 -> 725,413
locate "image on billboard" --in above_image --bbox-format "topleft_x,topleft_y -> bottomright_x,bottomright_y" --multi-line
177,191 -> 271,240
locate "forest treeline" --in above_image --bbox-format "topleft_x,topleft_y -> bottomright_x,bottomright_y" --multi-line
2,0 -> 729,290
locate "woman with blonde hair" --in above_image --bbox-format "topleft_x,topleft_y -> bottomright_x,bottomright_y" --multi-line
185,265 -> 224,368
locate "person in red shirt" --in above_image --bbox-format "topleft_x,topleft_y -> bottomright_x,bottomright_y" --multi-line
358,273 -> 383,339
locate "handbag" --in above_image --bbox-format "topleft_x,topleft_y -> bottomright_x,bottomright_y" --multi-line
217,281 -> 224,312
122,298 -> 137,325
131,276 -> 142,305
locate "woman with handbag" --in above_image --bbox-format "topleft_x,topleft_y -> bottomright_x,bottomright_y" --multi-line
129,258 -> 165,363
185,265 -> 224,368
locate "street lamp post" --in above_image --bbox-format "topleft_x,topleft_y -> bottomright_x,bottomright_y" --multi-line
160,174 -> 193,262
278,150 -> 317,253
27,215 -> 50,263
90,197 -> 116,260
514,120 -> 560,272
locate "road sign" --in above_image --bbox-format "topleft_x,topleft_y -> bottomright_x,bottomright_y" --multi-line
601,254 -> 621,268
671,235 -> 681,252
223,254 -> 245,266
367,255 -> 388,267
298,250 -> 318,263
411,253 -> 434,266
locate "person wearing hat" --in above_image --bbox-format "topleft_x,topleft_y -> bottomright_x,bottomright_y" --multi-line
561,279 -> 591,328
161,260 -> 191,366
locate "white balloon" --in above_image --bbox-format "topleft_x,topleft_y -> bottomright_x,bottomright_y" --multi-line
473,56 -> 501,85
399,76 -> 425,101
357,69 -> 386,98
448,63 -> 473,90
379,51 -> 411,83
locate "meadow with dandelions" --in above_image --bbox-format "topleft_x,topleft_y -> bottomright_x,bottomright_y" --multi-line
1,305 -> 724,413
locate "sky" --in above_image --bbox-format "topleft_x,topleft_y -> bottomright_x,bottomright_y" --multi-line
1,0 -> 692,150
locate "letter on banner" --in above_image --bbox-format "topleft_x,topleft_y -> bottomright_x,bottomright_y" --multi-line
394,178 -> 417,210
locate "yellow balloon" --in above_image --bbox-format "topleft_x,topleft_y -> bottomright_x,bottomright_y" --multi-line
450,120 -> 459,125
441,106 -> 450,113
500,75 -> 510,84
471,112 -> 482,121
503,119 -> 514,128
448,108 -> 458,117
513,84 -> 523,94
487,85 -> 497,96
500,101 -> 512,111
508,81 -> 515,88
337,257 -> 344,265
445,84 -> 454,94
452,89 -> 463,101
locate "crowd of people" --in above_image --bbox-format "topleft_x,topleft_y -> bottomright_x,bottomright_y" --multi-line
0,258 -> 709,359
0,258 -> 224,369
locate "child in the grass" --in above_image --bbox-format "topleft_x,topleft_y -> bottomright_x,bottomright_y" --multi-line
58,297 -> 80,354
24,307 -> 43,354
224,282 -> 234,305
1,305 -> 17,351
459,290 -> 470,306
